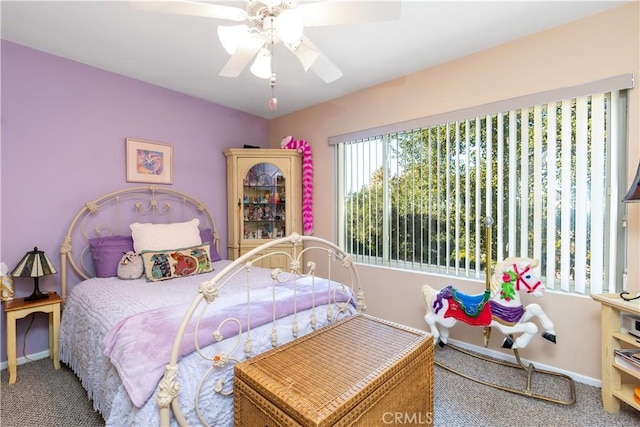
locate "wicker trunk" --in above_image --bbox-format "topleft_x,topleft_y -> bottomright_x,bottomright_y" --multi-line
234,314 -> 434,426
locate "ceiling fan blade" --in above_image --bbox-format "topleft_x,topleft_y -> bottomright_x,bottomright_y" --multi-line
289,36 -> 342,83
219,36 -> 266,78
298,1 -> 401,27
286,37 -> 320,71
131,0 -> 247,21
310,53 -> 343,83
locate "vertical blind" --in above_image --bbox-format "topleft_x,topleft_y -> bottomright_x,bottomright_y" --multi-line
333,74 -> 633,295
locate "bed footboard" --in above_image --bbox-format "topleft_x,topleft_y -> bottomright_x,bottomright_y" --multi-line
157,233 -> 364,427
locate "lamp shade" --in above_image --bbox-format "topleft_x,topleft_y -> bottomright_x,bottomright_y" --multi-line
217,24 -> 251,54
12,247 -> 57,278
250,47 -> 272,79
274,9 -> 303,44
12,247 -> 57,301
623,162 -> 640,202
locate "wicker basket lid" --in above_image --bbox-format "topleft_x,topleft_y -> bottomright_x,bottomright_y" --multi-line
234,314 -> 432,426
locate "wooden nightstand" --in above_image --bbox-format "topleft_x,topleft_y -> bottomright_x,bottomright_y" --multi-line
2,292 -> 62,384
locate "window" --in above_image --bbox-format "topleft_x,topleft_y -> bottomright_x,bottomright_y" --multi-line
333,75 -> 633,295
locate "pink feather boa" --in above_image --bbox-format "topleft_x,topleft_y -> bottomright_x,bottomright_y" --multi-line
281,136 -> 313,235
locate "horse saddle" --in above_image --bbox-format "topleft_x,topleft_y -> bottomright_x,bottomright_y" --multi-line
449,288 -> 491,317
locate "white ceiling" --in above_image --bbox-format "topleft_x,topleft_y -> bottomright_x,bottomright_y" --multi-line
1,1 -> 630,119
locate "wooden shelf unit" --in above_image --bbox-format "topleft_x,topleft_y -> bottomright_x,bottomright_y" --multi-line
591,293 -> 640,413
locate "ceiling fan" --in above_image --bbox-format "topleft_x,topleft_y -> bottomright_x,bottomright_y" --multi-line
133,1 -> 402,84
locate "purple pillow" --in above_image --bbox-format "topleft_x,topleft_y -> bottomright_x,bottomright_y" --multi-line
89,235 -> 134,278
199,228 -> 222,262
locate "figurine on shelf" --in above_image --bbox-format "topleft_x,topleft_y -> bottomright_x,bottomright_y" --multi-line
274,192 -> 280,204
262,206 -> 272,219
262,224 -> 273,239
254,207 -> 263,220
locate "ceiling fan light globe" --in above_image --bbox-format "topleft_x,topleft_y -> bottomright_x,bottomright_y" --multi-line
250,48 -> 272,79
274,9 -> 303,44
218,25 -> 251,54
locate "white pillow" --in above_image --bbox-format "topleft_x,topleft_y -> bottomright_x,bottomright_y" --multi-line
130,218 -> 202,253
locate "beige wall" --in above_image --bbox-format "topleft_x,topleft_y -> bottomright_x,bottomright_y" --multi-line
269,3 -> 640,381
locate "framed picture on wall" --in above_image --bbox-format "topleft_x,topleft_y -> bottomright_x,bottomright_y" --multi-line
125,138 -> 173,184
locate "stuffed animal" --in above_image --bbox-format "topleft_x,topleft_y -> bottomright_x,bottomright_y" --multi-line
281,135 -> 313,235
117,251 -> 144,280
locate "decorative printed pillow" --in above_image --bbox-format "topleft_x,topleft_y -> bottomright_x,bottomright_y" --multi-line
130,218 -> 201,253
140,244 -> 213,282
116,251 -> 144,280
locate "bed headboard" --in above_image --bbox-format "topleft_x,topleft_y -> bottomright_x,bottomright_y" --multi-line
59,186 -> 219,299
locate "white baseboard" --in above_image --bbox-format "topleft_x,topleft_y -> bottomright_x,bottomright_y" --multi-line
445,338 -> 602,388
0,350 -> 50,371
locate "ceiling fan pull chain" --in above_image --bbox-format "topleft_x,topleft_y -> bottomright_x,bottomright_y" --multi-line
268,32 -> 277,113
269,73 -> 277,112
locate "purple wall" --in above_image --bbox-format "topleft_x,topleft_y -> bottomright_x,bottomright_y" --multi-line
0,41 -> 269,363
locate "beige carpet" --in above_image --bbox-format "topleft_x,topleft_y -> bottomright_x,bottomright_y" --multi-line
1,348 -> 640,426
432,345 -> 639,426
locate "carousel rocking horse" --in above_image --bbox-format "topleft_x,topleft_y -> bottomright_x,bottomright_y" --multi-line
422,257 -> 557,350
421,218 -> 575,405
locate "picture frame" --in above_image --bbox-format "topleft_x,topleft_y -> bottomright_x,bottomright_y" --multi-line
126,138 -> 173,184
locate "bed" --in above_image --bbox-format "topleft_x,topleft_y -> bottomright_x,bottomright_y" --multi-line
58,186 -> 365,426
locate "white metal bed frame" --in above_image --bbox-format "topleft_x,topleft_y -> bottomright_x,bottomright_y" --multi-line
58,186 -> 365,426
159,233 -> 365,426
59,185 -> 219,299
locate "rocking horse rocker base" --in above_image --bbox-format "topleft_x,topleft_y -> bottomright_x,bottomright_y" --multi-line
435,340 -> 576,405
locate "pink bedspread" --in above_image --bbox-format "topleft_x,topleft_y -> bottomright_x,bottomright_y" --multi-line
103,279 -> 353,407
